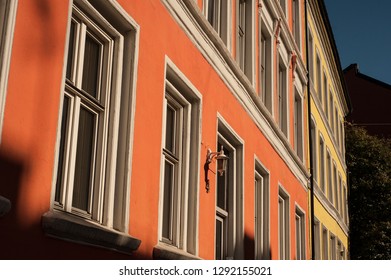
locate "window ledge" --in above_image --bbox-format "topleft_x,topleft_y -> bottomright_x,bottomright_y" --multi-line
42,211 -> 141,255
153,244 -> 201,260
0,195 -> 11,217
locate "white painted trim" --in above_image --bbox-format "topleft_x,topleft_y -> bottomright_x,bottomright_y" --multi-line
51,0 -> 140,234
254,155 -> 271,260
158,56 -> 202,256
278,183 -> 290,260
215,114 -> 245,260
162,0 -> 309,187
0,0 -> 18,141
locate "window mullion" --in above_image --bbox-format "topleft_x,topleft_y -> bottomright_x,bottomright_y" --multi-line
173,107 -> 184,248
64,96 -> 82,212
75,23 -> 87,89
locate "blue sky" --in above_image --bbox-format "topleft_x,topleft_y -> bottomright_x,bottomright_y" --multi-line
324,0 -> 391,85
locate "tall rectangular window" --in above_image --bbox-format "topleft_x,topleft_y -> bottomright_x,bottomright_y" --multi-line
294,90 -> 304,161
329,93 -> 335,130
279,0 -> 287,16
322,227 -> 328,260
310,119 -> 318,182
329,234 -> 336,260
316,53 -> 321,101
337,240 -> 342,260
54,1 -> 138,232
323,73 -> 328,119
215,120 -> 243,260
255,161 -> 270,259
216,143 -> 230,260
295,207 -> 306,260
327,150 -> 333,202
56,9 -> 110,220
237,0 -> 253,82
334,105 -> 338,137
333,162 -> 338,210
292,0 -> 301,49
238,0 -> 246,72
160,72 -> 200,254
314,220 -> 321,259
343,184 -> 348,224
319,135 -> 325,192
278,187 -> 290,260
259,33 -> 266,98
278,60 -> 288,137
338,173 -> 343,213
258,18 -> 273,113
307,29 -> 314,85
205,0 -> 229,46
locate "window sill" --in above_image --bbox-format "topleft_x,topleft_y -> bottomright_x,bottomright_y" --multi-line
153,244 -> 201,260
41,211 -> 141,255
0,195 -> 11,217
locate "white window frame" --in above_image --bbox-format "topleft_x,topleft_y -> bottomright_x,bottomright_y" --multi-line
294,86 -> 304,161
53,0 -> 139,232
333,161 -> 338,209
55,6 -> 115,222
329,93 -> 335,130
322,226 -> 328,260
254,158 -> 270,260
307,27 -> 314,86
316,52 -> 321,102
258,4 -> 274,113
326,149 -> 333,202
314,218 -> 321,260
236,0 -> 254,83
310,117 -> 318,183
279,0 -> 287,17
337,239 -> 342,260
343,183 -> 348,224
278,185 -> 290,260
215,116 -> 244,260
329,233 -> 336,260
0,0 -> 17,140
292,0 -> 301,50
323,72 -> 329,119
159,61 -> 201,255
319,134 -> 325,193
295,205 -> 306,260
278,49 -> 289,138
204,0 -> 231,49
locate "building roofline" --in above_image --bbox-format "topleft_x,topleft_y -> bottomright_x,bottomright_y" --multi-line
317,0 -> 353,115
344,63 -> 391,91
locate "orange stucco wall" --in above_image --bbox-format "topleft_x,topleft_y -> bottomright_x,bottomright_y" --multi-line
0,0 -> 308,260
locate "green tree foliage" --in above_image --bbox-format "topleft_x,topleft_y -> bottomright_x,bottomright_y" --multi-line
346,124 -> 391,259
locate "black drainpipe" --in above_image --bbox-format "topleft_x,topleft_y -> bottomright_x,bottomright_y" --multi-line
304,0 -> 315,260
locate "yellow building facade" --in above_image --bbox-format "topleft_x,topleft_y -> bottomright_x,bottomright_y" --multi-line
306,0 -> 350,259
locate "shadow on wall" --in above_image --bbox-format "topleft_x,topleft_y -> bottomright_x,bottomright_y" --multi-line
0,150 -> 150,260
0,150 -> 25,218
243,233 -> 272,260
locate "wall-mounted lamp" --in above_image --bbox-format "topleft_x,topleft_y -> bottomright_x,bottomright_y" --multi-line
204,145 -> 229,193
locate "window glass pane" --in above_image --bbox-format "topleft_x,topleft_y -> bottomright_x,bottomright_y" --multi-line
165,104 -> 176,153
72,106 -> 96,212
82,32 -> 101,98
215,218 -> 223,260
217,145 -> 229,210
207,0 -> 215,25
162,161 -> 174,240
55,96 -> 70,204
66,21 -> 76,80
278,197 -> 284,259
295,214 -> 304,259
0,1 -> 9,53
